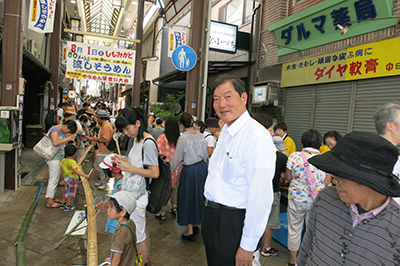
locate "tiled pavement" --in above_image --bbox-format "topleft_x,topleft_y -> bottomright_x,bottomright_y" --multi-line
1,150 -> 290,266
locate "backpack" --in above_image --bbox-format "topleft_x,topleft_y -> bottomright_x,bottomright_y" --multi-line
142,138 -> 172,214
45,107 -> 60,132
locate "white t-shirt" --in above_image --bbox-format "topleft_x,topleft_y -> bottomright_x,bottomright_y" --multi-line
76,121 -> 82,133
57,108 -> 64,121
203,129 -> 216,148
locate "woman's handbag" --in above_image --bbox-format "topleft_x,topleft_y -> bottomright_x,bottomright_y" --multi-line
300,151 -> 318,200
33,130 -> 60,160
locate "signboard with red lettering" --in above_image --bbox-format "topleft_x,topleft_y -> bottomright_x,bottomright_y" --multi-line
65,42 -> 135,84
281,36 -> 400,87
28,0 -> 56,33
345,37 -> 400,81
168,27 -> 188,57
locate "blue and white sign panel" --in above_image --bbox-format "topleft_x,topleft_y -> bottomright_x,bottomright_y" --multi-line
171,45 -> 197,71
28,0 -> 56,33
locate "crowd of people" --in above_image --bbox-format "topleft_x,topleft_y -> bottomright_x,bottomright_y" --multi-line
40,78 -> 400,266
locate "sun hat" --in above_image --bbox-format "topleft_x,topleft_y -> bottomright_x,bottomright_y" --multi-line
96,109 -> 110,118
99,154 -> 121,173
205,117 -> 219,128
85,108 -> 95,115
308,131 -> 400,197
107,191 -> 137,215
272,136 -> 286,151
64,106 -> 77,115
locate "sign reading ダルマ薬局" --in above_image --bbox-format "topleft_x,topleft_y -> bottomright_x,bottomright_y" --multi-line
28,0 -> 56,33
65,42 -> 135,84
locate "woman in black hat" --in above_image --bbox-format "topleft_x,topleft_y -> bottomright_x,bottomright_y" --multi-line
297,131 -> 400,266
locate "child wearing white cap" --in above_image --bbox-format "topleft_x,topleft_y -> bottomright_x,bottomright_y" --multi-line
102,191 -> 140,266
99,154 -> 124,233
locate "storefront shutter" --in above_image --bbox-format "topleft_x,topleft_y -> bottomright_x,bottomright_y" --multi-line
353,76 -> 400,132
284,85 -> 313,151
313,81 -> 352,137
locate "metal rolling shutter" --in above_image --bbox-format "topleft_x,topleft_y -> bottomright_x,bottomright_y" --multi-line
284,86 -> 313,151
313,82 -> 352,137
353,76 -> 400,132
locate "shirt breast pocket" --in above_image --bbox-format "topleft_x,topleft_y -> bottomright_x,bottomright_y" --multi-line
223,158 -> 238,182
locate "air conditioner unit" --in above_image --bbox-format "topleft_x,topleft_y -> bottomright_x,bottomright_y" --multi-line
251,83 -> 280,106
24,39 -> 39,57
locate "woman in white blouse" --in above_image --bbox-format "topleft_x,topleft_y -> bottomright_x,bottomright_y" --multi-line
171,112 -> 208,242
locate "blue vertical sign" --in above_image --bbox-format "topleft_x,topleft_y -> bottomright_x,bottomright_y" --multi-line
171,45 -> 197,71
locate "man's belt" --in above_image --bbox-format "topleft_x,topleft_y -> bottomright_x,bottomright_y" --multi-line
204,199 -> 240,211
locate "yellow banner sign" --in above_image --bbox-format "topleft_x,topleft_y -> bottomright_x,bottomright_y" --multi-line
281,36 -> 400,87
281,49 -> 347,87
345,37 -> 400,81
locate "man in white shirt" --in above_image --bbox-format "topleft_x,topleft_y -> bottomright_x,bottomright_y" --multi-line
373,102 -> 400,203
57,102 -> 69,124
202,75 -> 276,266
203,117 -> 219,157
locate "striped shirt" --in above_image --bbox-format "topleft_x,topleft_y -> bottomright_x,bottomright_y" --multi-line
297,186 -> 400,266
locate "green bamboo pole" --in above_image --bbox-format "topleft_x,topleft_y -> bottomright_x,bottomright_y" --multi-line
15,183 -> 43,266
55,210 -> 87,249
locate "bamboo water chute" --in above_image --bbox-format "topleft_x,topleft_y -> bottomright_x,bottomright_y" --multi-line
77,143 -> 98,266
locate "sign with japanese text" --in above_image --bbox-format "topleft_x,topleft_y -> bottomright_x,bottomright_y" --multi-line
168,27 -> 188,57
281,36 -> 400,87
209,21 -> 238,54
269,0 -> 396,56
282,49 -> 348,87
28,0 -> 56,33
65,211 -> 87,235
345,37 -> 400,81
65,42 -> 135,84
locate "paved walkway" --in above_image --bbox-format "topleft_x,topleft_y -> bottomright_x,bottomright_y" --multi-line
1,150 -> 290,265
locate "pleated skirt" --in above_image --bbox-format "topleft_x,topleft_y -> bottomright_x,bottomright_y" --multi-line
177,161 -> 208,226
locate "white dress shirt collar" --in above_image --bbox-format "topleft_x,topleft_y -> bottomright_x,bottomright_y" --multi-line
226,110 -> 250,138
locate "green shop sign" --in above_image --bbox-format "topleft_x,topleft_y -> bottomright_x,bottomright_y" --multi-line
269,0 -> 396,56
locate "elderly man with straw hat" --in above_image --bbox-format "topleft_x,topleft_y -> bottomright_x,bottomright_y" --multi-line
296,131 -> 400,266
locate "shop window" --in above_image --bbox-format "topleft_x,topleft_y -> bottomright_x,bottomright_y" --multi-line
218,0 -> 253,26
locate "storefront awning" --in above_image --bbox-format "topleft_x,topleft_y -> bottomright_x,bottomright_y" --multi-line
22,48 -> 52,77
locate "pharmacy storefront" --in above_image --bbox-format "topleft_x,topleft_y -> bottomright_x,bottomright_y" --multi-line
280,37 -> 400,148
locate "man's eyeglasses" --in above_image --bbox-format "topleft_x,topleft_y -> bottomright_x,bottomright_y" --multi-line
332,176 -> 343,186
